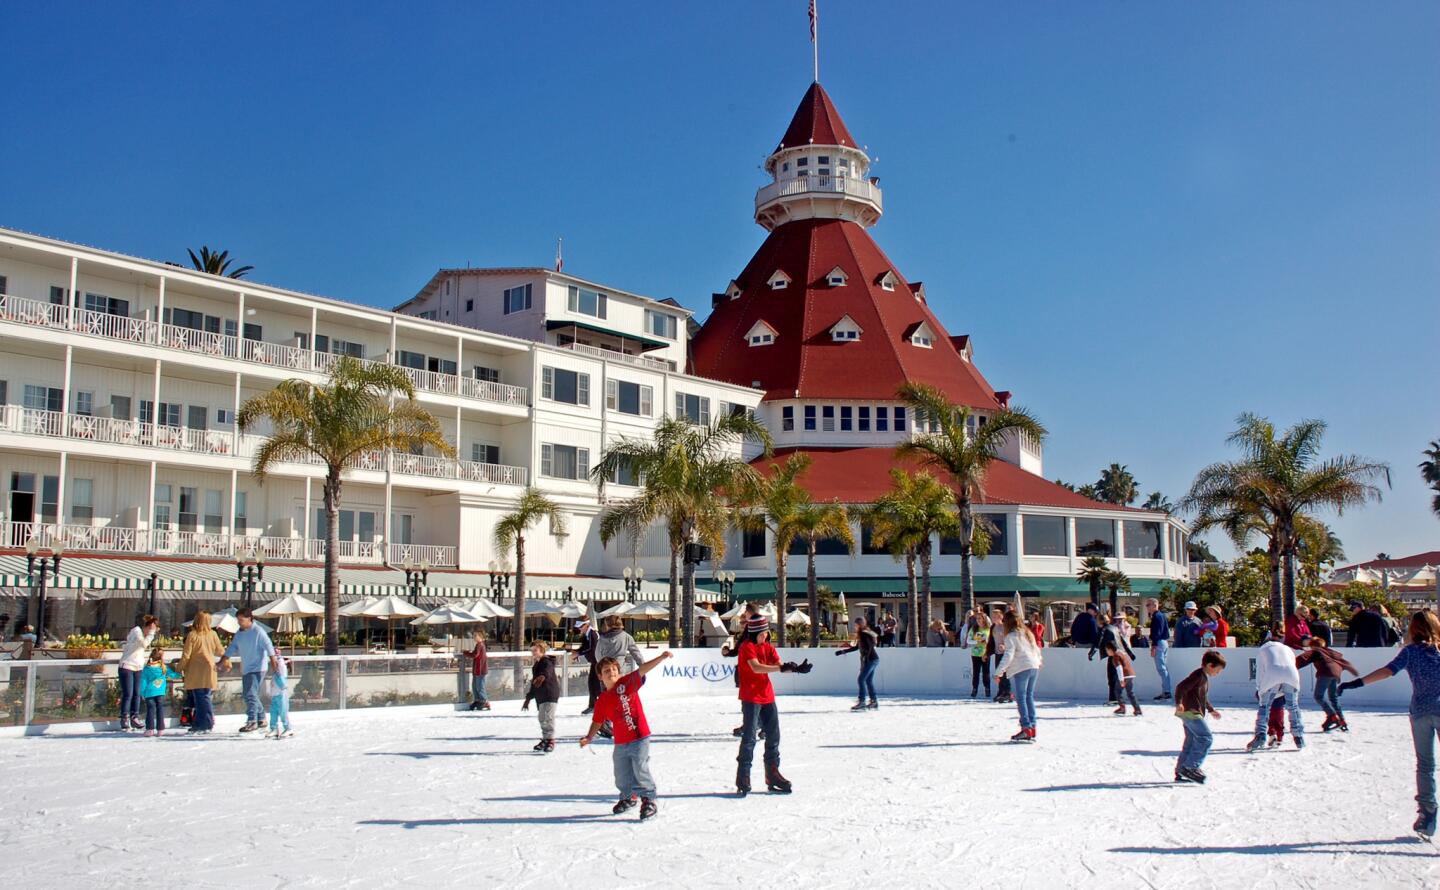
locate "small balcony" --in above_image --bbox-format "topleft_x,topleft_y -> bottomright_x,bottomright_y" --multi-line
555,341 -> 675,372
754,174 -> 883,223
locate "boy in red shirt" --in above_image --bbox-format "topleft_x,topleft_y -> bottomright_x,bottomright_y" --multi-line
580,650 -> 671,820
735,614 -> 811,796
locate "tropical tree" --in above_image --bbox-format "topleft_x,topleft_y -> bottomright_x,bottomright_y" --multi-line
238,356 -> 452,653
1076,483 -> 1100,501
867,470 -> 961,646
790,500 -> 855,647
1076,556 -> 1110,607
897,383 -> 1046,614
1181,412 -> 1389,623
1142,491 -> 1174,512
1096,464 -> 1139,506
1422,440 -> 1440,519
737,453 -> 812,646
494,487 -> 567,650
594,415 -> 771,646
187,246 -> 253,279
1295,518 -> 1345,587
1104,568 -> 1131,616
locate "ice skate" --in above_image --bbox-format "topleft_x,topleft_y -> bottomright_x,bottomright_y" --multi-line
638,798 -> 657,820
542,739 -> 555,753
1337,718 -> 1350,732
764,767 -> 792,794
736,768 -> 751,797
1174,770 -> 1193,783
1293,736 -> 1305,750
1010,728 -> 1029,742
1113,705 -> 1126,715
866,699 -> 878,710
1181,767 -> 1207,784
850,701 -> 867,711
1321,714 -> 1337,732
1133,707 -> 1143,716
1245,734 -> 1267,753
612,796 -> 637,815
1415,809 -> 1437,841
532,740 -> 546,752
1025,727 -> 1036,742
1267,734 -> 1282,748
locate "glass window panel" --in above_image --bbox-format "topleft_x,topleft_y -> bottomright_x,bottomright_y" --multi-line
1075,518 -> 1115,558
1123,520 -> 1163,559
1022,515 -> 1067,557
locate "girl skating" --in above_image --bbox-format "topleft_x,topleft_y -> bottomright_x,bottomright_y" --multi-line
836,617 -> 880,710
994,610 -> 1043,742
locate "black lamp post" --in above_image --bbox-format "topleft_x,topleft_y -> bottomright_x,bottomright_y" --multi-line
402,557 -> 430,605
487,560 -> 511,640
25,538 -> 63,646
235,549 -> 264,609
622,565 -> 645,597
146,571 -> 159,618
713,570 -> 736,603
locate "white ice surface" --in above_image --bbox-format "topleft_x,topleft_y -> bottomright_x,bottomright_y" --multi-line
0,696 -> 1435,888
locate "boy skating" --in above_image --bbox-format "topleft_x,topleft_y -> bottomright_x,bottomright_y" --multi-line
736,614 -> 809,795
521,641 -> 559,753
581,651 -> 671,820
1296,637 -> 1359,732
1104,640 -> 1142,716
1173,650 -> 1226,783
1247,637 -> 1306,752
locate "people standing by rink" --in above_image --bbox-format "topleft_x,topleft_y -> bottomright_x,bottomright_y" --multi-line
265,652 -> 294,739
994,610 -> 1043,742
1338,609 -> 1440,840
580,651 -> 672,821
1145,598 -> 1172,701
1173,650 -> 1227,784
221,607 -> 276,734
576,617 -> 600,715
117,614 -> 159,732
1175,601 -> 1204,648
1069,602 -> 1100,649
1247,634 -> 1306,752
139,648 -> 180,737
836,617 -> 881,710
968,611 -> 992,699
465,629 -> 490,711
1105,639 -> 1142,716
179,610 -> 223,734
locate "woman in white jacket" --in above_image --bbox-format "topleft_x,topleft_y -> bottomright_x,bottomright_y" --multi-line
995,610 -> 1044,743
118,614 -> 159,731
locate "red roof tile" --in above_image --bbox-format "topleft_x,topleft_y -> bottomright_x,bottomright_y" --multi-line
1335,551 -> 1440,572
776,82 -> 857,151
752,447 -> 1146,511
690,218 -> 1003,407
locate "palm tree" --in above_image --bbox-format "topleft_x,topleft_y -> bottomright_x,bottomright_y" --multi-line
238,356 -> 452,653
1142,491 -> 1174,512
897,383 -> 1047,614
1104,568 -> 1131,616
738,453 -> 812,647
1422,440 -> 1440,519
593,415 -> 772,647
494,487 -> 567,650
1076,556 -> 1110,607
791,500 -> 855,647
1182,412 -> 1389,622
187,246 -> 253,279
1076,483 -> 1100,501
1096,464 -> 1139,506
867,470 -> 961,646
1295,518 -> 1344,587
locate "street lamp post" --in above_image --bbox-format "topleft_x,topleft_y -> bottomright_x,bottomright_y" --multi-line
488,559 -> 511,642
713,570 -> 736,603
25,538 -> 63,646
235,550 -> 265,609
403,558 -> 430,605
147,571 -> 159,618
622,565 -> 645,598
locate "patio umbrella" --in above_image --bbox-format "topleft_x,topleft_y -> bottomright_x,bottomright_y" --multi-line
598,601 -> 635,619
624,602 -> 670,646
339,596 -> 380,617
460,598 -> 514,620
1042,606 -> 1058,644
1013,592 -> 1025,618
719,601 -> 747,621
185,607 -> 273,635
253,593 -> 325,618
409,605 -> 486,626
784,608 -> 811,626
360,595 -> 426,651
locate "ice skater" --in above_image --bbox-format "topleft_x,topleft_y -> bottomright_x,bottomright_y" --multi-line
1337,609 -> 1440,840
994,610 -> 1043,742
575,617 -> 600,715
1089,611 -> 1134,704
580,651 -> 672,821
990,608 -> 1012,704
1296,636 -> 1358,732
139,648 -> 181,737
465,629 -> 491,711
1173,650 -> 1226,784
593,614 -> 645,739
521,641 -> 559,753
724,603 -> 761,737
967,611 -> 991,699
836,616 -> 880,710
1104,639 -> 1142,716
265,652 -> 293,739
1246,634 -> 1306,752
735,613 -> 808,795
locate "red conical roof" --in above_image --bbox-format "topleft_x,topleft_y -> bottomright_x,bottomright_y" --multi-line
775,82 -> 858,152
689,218 -> 1002,408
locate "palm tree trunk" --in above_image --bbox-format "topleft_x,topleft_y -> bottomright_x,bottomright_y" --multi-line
904,549 -> 918,647
807,541 -> 819,648
775,549 -> 789,647
513,535 -> 527,651
958,498 -> 975,614
666,545 -> 680,647
1108,584 -> 1118,617
918,544 -> 933,645
681,554 -> 697,649
1089,579 -> 1101,607
323,469 -> 342,655
1280,520 -> 1298,621
1267,539 -> 1283,626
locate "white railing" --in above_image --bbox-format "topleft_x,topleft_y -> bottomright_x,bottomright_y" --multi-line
3,521 -> 140,554
0,405 -> 64,437
458,375 -> 530,405
0,293 -> 67,328
387,542 -> 457,568
73,306 -> 155,344
754,174 -> 884,211
455,459 -> 527,485
151,529 -> 237,559
556,341 -> 675,372
240,337 -> 313,371
390,452 -> 450,478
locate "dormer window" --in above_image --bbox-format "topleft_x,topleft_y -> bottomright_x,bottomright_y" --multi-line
746,320 -> 778,347
767,270 -> 791,290
825,266 -> 848,287
877,271 -> 898,292
830,315 -> 862,342
796,157 -> 809,169
726,280 -> 743,300
906,321 -> 936,349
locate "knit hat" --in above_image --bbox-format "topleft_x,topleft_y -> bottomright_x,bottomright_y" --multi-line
745,615 -> 770,634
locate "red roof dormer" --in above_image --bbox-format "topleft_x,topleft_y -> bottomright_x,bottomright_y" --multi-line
776,82 -> 857,152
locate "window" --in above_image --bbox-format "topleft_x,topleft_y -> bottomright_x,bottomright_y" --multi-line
804,405 -> 816,431
391,512 -> 414,545
415,310 -> 438,321
606,379 -> 653,416
860,523 -> 890,555
223,320 -> 261,340
471,443 -> 500,465
796,157 -> 808,169
749,331 -> 774,346
396,350 -> 426,370
71,478 -> 93,523
49,285 -> 68,305
84,293 -> 129,317
0,275 -> 6,294
427,357 -> 457,376
822,405 -> 835,432
178,487 -> 198,532
187,405 -> 208,431
140,401 -> 182,427
540,443 -> 590,480
767,270 -> 790,290
940,515 -> 1009,557
826,266 -> 847,287
646,310 -> 678,339
503,284 -> 532,314
331,339 -> 365,358
23,385 -> 62,413
719,401 -> 751,420
473,365 -> 500,384
1022,515 -> 1067,557
153,483 -> 171,530
858,406 -> 870,432
894,407 -> 907,432
542,367 -> 590,406
742,527 -> 766,558
0,380 -> 7,405
110,395 -> 131,420
567,286 -> 607,319
39,475 -> 58,524
674,392 -> 710,425
789,534 -> 851,557
1124,520 -> 1164,560
465,299 -> 474,313
73,391 -> 94,417
233,492 -> 248,534
878,271 -> 897,292
911,332 -> 932,348
1076,518 -> 1115,558
203,489 -> 223,533
876,407 -> 888,432
608,456 -> 642,487
832,329 -> 859,341
840,406 -> 852,431
782,406 -> 794,432
216,408 -> 235,425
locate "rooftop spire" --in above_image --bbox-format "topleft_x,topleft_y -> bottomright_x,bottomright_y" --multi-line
775,82 -> 857,152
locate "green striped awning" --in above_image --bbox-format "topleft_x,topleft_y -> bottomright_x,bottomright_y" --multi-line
705,575 -> 1180,601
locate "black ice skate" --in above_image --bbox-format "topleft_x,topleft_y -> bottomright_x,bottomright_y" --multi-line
765,767 -> 792,794
736,768 -> 751,797
639,798 -> 657,820
612,797 -> 638,815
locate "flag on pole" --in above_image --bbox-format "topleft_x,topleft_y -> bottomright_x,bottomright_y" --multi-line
809,0 -> 817,41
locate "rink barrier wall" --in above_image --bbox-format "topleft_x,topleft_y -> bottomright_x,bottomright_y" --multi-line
643,646 -> 1416,708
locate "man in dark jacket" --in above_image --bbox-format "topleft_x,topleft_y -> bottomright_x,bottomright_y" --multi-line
1070,604 -> 1100,648
1174,601 -> 1204,648
1146,597 -> 1172,701
1089,613 -> 1135,702
576,618 -> 601,715
1346,602 -> 1390,647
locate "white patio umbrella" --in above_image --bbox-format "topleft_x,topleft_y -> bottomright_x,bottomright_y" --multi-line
460,598 -> 514,620
719,601 -> 747,621
598,601 -> 635,619
1013,592 -> 1025,618
557,602 -> 588,620
339,596 -> 380,617
624,602 -> 670,647
253,593 -> 325,618
784,608 -> 811,626
359,595 -> 426,651
185,607 -> 272,635
1042,606 -> 1058,644
409,605 -> 486,626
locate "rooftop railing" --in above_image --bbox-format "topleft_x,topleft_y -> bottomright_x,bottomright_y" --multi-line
754,174 -> 884,213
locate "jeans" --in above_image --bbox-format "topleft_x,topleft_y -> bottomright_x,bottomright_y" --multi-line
857,658 -> 878,703
586,666 -> 602,710
1178,716 -> 1213,771
738,701 -> 781,774
995,657 -> 1011,699
1314,677 -> 1343,719
143,697 -> 165,731
1011,668 -> 1038,729
119,668 -> 142,721
970,655 -> 990,696
537,702 -> 557,740
1105,660 -> 1120,701
1252,684 -> 1304,742
1411,713 -> 1440,815
1118,677 -> 1140,712
471,673 -> 488,706
242,671 -> 264,723
613,736 -> 656,799
1152,640 -> 1172,695
269,692 -> 291,733
187,688 -> 214,731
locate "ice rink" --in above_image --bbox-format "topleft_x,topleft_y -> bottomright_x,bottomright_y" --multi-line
0,695 -> 1435,888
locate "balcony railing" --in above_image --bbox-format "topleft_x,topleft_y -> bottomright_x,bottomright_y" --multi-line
4,522 -> 457,567
754,174 -> 884,212
0,293 -> 529,409
555,341 -> 676,372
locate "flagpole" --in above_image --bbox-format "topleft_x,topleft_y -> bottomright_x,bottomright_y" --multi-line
812,0 -> 820,83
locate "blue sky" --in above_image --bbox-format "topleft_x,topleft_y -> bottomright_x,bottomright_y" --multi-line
2,2 -> 1437,564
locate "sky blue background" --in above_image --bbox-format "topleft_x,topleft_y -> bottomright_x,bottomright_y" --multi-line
2,2 -> 1436,565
